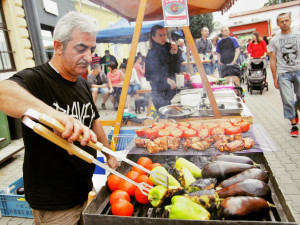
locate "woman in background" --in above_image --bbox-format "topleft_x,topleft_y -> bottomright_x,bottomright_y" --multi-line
107,62 -> 123,110
247,32 -> 267,59
134,55 -> 145,81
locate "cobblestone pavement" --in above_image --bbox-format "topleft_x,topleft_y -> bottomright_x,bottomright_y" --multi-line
1,65 -> 299,224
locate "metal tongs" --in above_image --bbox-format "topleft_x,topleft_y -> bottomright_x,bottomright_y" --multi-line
21,109 -> 168,196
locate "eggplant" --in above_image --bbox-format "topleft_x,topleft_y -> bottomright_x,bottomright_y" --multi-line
210,154 -> 257,166
216,179 -> 271,199
201,161 -> 257,182
218,196 -> 274,220
216,168 -> 269,190
187,178 -> 217,193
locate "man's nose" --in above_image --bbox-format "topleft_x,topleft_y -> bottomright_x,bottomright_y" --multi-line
84,50 -> 93,62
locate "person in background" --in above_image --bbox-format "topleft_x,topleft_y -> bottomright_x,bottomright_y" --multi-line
269,12 -> 300,137
0,11 -> 118,224
216,26 -> 240,78
177,38 -> 187,72
211,36 -> 220,75
91,52 -> 101,68
238,39 -> 247,64
246,38 -> 252,50
263,35 -> 270,64
195,27 -> 214,76
100,50 -> 118,74
107,62 -> 123,110
145,24 -> 182,117
119,63 -> 141,112
247,32 -> 267,59
87,64 -> 110,109
134,55 -> 145,81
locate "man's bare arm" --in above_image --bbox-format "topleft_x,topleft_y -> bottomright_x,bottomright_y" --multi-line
0,80 -> 97,145
269,52 -> 278,89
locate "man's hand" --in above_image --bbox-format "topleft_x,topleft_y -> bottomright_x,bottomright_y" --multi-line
55,112 -> 97,146
167,78 -> 176,90
109,88 -> 114,93
107,155 -> 119,169
170,42 -> 178,55
273,77 -> 279,89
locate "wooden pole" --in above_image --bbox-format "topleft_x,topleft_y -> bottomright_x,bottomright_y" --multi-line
110,0 -> 148,150
182,26 -> 221,119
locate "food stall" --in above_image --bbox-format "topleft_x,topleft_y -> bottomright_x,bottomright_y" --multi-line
84,0 -> 297,224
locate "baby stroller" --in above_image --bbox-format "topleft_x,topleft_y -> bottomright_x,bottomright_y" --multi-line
247,58 -> 268,95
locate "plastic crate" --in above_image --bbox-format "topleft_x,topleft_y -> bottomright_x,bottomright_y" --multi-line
108,128 -> 137,151
0,177 -> 33,218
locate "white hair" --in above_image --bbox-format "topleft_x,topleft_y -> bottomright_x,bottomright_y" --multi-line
53,11 -> 98,46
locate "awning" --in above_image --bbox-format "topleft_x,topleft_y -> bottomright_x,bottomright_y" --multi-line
90,0 -> 237,21
96,18 -> 164,44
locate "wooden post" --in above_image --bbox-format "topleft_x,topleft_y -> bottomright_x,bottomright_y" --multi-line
182,26 -> 221,119
110,0 -> 148,150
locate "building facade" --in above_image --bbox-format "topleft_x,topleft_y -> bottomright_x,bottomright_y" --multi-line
228,1 -> 300,40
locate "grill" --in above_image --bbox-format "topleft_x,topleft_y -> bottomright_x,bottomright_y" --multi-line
83,153 -> 297,225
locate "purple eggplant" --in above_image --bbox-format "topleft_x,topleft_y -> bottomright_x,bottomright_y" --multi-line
218,196 -> 273,220
216,168 -> 269,190
210,154 -> 257,166
202,161 -> 256,182
217,179 -> 271,199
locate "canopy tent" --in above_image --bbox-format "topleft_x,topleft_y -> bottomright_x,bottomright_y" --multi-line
90,0 -> 237,22
90,0 -> 237,150
96,18 -> 164,44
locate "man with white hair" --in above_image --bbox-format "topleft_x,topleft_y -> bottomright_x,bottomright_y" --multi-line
0,11 -> 118,224
177,38 -> 187,72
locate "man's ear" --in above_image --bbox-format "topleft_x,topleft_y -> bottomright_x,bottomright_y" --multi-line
54,40 -> 63,55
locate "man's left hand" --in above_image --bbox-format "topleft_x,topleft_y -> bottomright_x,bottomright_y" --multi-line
170,42 -> 178,54
107,156 -> 119,169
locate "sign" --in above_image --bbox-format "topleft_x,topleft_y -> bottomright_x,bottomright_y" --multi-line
161,0 -> 189,27
42,0 -> 59,16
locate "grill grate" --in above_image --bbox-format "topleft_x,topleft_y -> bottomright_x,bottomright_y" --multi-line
84,153 -> 297,225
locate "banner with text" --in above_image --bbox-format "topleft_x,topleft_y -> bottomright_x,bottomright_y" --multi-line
161,0 -> 189,27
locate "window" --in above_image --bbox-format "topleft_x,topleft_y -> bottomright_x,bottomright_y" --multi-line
0,3 -> 15,72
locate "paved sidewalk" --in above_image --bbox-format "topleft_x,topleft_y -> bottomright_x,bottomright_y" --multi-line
1,65 -> 299,224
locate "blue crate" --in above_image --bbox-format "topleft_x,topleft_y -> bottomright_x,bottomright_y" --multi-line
94,156 -> 106,175
108,128 -> 137,151
0,177 -> 33,218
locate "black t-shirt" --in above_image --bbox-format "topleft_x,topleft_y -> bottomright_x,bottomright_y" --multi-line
9,63 -> 100,211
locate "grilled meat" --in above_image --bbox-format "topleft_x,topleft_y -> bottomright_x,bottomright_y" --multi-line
135,138 -> 151,148
229,134 -> 243,142
243,137 -> 254,149
198,129 -> 210,140
147,141 -> 162,153
154,136 -> 168,151
218,140 -> 245,152
167,136 -> 181,150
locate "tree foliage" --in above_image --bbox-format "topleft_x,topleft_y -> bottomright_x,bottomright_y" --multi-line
264,0 -> 296,7
189,14 -> 213,39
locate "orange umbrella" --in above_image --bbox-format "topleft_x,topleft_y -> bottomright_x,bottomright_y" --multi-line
90,0 -> 237,21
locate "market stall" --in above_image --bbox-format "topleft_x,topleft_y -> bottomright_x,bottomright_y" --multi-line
84,0 -> 296,224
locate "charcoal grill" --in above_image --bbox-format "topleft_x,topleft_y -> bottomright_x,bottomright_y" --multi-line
83,153 -> 297,225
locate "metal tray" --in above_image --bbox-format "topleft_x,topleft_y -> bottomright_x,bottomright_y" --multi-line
158,104 -> 196,118
192,102 -> 243,117
202,97 -> 242,105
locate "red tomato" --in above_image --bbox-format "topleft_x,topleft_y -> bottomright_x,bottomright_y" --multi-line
137,157 -> 153,170
183,129 -> 197,138
135,127 -> 151,138
164,122 -> 178,128
210,127 -> 225,136
152,123 -> 165,130
109,190 -> 130,205
190,123 -> 203,131
178,125 -> 189,132
229,118 -> 244,126
107,174 -> 123,192
126,171 -> 140,181
225,126 -> 242,135
158,129 -> 171,137
131,165 -> 147,175
134,175 -> 153,205
111,198 -> 134,216
218,121 -> 233,129
178,122 -> 190,127
145,129 -> 158,140
170,128 -> 184,138
118,180 -> 137,196
237,121 -> 250,132
149,163 -> 162,171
